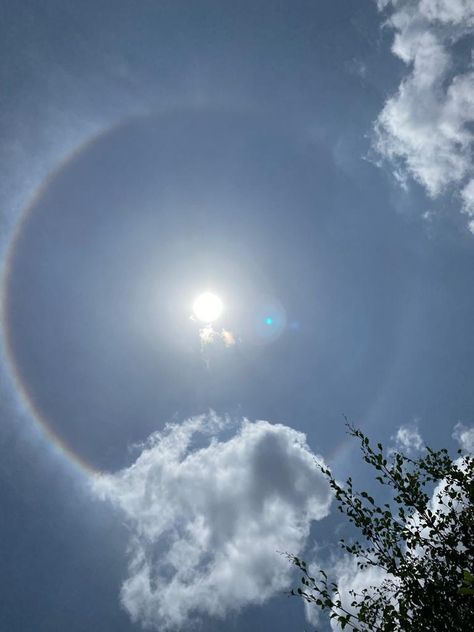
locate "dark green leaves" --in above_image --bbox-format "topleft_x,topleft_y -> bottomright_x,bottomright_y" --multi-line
289,425 -> 474,631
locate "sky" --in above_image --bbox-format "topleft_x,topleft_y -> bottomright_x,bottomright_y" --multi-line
1,1 -> 474,631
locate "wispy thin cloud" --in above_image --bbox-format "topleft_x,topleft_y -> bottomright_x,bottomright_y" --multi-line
199,324 -> 236,348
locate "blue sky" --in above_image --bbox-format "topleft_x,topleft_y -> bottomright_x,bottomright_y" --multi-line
1,2 -> 474,631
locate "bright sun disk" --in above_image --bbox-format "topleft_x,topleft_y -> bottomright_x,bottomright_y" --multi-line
193,292 -> 223,322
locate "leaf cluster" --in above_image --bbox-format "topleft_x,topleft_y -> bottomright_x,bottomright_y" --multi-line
290,425 -> 474,631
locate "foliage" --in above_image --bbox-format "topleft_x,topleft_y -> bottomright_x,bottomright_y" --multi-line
289,425 -> 474,631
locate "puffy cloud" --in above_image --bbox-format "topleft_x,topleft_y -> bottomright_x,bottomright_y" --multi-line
92,414 -> 332,630
452,422 -> 474,453
418,0 -> 474,26
303,555 -> 392,631
391,422 -> 424,455
330,558 -> 391,632
461,179 -> 474,232
374,0 -> 474,231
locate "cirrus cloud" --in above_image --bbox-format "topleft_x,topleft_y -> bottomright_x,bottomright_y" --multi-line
92,414 -> 332,630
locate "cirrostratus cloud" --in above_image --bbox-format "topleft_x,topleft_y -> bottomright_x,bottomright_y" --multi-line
92,415 -> 332,630
374,0 -> 474,231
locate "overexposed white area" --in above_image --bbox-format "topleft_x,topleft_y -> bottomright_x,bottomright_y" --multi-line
193,292 -> 223,323
93,414 -> 332,630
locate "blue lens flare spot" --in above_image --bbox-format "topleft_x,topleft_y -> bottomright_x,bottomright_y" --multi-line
250,299 -> 286,344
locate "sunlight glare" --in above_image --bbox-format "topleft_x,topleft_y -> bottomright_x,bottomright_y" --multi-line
193,292 -> 223,322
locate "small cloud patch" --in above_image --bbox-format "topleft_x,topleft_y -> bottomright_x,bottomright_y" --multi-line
391,422 -> 424,456
199,324 -> 236,348
453,422 -> 474,453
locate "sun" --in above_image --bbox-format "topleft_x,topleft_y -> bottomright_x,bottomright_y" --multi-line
192,292 -> 223,323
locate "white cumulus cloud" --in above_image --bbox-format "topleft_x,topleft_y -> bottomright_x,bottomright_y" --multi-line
330,558 -> 392,632
391,422 -> 424,455
92,414 -> 332,630
303,555 -> 393,631
452,422 -> 474,453
374,0 -> 474,231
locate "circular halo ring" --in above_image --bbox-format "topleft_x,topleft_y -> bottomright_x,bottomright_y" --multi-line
0,105 -> 403,476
